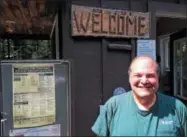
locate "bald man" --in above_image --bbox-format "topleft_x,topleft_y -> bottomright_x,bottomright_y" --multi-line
91,56 -> 187,136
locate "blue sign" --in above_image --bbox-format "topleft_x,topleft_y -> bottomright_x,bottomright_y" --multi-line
137,39 -> 156,60
113,87 -> 126,96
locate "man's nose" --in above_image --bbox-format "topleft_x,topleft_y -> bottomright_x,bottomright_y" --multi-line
140,76 -> 148,84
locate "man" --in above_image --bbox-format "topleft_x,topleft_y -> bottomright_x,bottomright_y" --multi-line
91,56 -> 187,136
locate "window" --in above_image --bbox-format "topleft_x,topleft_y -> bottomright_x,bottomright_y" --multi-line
173,37 -> 187,100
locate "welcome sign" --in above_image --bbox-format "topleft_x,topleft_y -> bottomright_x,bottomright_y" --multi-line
71,5 -> 150,38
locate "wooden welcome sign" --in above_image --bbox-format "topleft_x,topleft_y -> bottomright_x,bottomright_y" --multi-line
71,5 -> 150,38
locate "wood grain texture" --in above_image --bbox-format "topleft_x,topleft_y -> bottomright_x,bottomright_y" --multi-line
72,5 -> 150,38
0,0 -> 56,35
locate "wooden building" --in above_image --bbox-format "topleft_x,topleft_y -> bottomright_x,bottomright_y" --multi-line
0,0 -> 187,136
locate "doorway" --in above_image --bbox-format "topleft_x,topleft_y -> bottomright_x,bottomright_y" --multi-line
157,17 -> 187,104
157,17 -> 187,96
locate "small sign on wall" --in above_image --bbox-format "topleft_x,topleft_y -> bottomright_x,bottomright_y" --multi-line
137,40 -> 156,60
113,87 -> 127,96
71,5 -> 150,38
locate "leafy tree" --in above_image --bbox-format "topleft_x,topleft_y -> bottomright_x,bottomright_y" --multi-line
0,39 -> 52,60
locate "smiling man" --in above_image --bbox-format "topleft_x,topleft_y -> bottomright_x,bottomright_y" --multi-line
91,56 -> 187,136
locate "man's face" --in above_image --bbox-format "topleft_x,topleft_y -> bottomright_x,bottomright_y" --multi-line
129,58 -> 159,98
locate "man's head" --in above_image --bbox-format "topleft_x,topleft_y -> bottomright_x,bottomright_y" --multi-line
128,56 -> 159,99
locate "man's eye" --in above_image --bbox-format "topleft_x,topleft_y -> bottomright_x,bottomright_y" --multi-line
147,74 -> 155,78
134,74 -> 141,77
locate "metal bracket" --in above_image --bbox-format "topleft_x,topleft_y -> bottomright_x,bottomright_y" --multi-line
108,43 -> 132,51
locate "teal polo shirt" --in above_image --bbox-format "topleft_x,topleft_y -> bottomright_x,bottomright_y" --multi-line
91,91 -> 187,136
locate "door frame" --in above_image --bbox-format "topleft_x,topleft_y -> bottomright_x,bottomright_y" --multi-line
169,28 -> 187,103
148,1 -> 187,39
149,1 -> 187,97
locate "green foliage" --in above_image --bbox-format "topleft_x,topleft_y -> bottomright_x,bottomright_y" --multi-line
0,39 -> 52,59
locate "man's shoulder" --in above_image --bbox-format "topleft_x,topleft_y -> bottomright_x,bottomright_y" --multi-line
107,91 -> 131,102
157,92 -> 186,110
104,91 -> 131,108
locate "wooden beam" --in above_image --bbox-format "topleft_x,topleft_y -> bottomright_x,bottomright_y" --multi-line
50,13 -> 58,39
28,0 -> 38,17
0,0 -> 55,34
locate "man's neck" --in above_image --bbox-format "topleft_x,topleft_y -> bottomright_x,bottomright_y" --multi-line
132,93 -> 157,111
